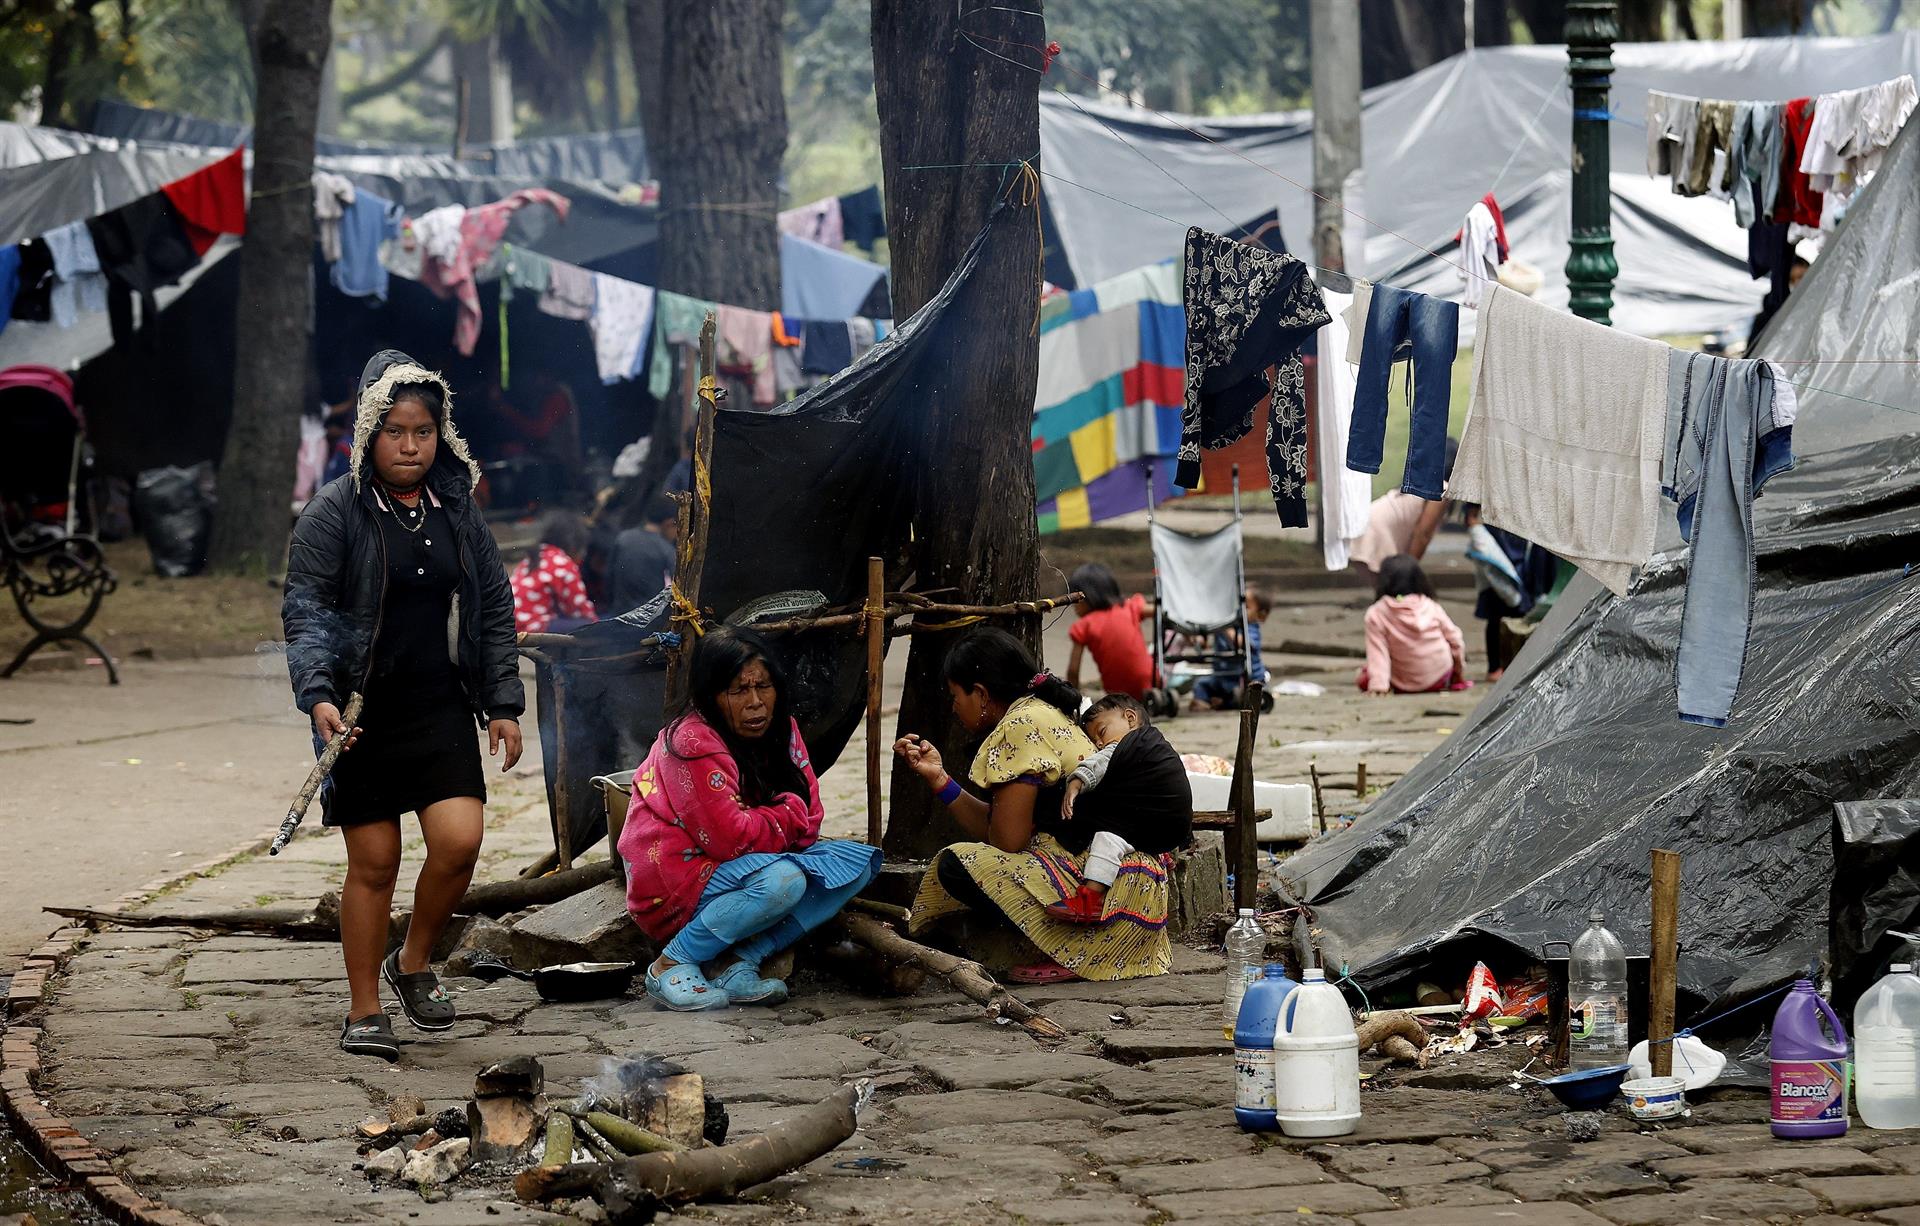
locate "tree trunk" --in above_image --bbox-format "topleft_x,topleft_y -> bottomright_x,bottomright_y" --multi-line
1360,0 -> 1463,87
1513,0 -> 1567,42
652,0 -> 785,309
205,0 -> 332,576
623,0 -> 666,171
872,0 -> 1043,858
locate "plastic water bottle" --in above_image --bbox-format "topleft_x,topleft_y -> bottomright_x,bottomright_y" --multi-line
1856,964 -> 1920,1129
1272,968 -> 1361,1138
1772,978 -> 1850,1139
1223,909 -> 1265,1038
1569,909 -> 1629,1071
1233,964 -> 1299,1132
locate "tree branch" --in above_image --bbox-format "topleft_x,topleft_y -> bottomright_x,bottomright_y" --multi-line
341,28 -> 453,112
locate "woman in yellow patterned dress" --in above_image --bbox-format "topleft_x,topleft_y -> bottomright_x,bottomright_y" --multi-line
895,628 -> 1173,983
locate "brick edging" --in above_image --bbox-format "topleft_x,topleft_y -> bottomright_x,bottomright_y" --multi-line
1,828 -> 284,1226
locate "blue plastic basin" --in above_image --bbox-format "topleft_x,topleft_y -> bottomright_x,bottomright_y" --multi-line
1540,1063 -> 1631,1111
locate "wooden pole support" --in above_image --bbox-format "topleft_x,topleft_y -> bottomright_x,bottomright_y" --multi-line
1308,762 -> 1327,835
1649,848 -> 1681,1078
1356,761 -> 1368,797
552,667 -> 573,871
663,314 -> 719,714
1232,681 -> 1265,912
865,556 -> 885,847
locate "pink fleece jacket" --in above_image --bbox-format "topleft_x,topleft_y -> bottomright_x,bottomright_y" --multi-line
618,713 -> 823,941
1362,595 -> 1466,694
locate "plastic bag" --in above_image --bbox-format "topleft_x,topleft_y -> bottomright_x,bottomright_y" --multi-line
1463,961 -> 1505,1020
133,463 -> 216,577
1500,974 -> 1550,1020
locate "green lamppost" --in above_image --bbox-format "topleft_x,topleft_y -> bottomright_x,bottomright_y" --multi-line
1567,0 -> 1620,325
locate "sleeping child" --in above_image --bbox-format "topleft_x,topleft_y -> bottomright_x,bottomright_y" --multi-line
1044,694 -> 1194,924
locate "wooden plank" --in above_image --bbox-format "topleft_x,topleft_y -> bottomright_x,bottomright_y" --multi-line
552,667 -> 573,871
1231,681 -> 1265,911
1649,848 -> 1681,1078
1308,762 -> 1327,835
865,556 -> 886,847
663,314 -> 719,713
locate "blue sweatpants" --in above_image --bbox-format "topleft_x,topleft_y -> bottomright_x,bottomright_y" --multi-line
663,861 -> 868,969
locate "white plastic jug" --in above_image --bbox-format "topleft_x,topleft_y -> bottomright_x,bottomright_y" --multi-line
1856,962 -> 1920,1130
1272,967 -> 1361,1138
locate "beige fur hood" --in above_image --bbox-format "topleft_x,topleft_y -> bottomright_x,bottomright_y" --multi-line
349,348 -> 481,492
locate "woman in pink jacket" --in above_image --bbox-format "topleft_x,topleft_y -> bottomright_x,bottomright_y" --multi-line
1358,555 -> 1471,695
619,628 -> 880,1011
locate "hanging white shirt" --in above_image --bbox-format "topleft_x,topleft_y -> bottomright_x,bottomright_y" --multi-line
1315,288 -> 1374,571
1458,202 -> 1500,309
589,273 -> 656,385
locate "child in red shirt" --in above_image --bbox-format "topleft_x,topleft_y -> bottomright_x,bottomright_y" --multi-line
1066,563 -> 1153,699
510,511 -> 597,634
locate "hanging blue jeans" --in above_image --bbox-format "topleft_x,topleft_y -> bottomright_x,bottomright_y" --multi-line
1346,284 -> 1460,501
663,848 -> 877,969
1666,351 -> 1793,728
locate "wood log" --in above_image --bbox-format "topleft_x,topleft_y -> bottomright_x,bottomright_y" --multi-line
1379,1035 -> 1424,1066
50,859 -> 616,940
542,1113 -> 575,1168
839,912 -> 1064,1040
1649,848 -> 1681,1078
1355,1010 -> 1430,1067
577,1111 -> 684,1155
516,1082 -> 862,1207
572,1116 -> 625,1164
618,1074 -> 705,1148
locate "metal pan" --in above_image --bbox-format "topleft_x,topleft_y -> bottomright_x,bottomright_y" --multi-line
530,961 -> 638,1001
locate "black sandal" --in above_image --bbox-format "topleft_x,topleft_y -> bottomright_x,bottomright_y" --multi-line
383,949 -> 455,1031
340,1012 -> 400,1062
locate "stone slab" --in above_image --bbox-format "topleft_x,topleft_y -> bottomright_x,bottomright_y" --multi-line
1110,1153 -> 1333,1196
179,946 -> 346,982
1585,1178 -> 1823,1226
1346,1159 -> 1493,1190
1799,1174 -> 1920,1214
1356,1206 -> 1614,1226
1153,1182 -> 1396,1218
882,1090 -> 1114,1131
1647,1145 -> 1891,1182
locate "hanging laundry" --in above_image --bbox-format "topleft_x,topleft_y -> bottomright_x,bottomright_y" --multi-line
837,186 -> 887,252
539,260 -> 594,321
9,238 -> 53,323
1449,194 -> 1509,264
715,305 -> 776,406
417,188 -> 570,356
1728,101 -> 1783,228
1175,227 -> 1329,528
800,319 -> 853,374
1663,351 -> 1795,727
161,148 -> 246,256
1227,208 -> 1289,255
1315,288 -> 1373,571
497,245 -> 552,302
1775,97 -> 1826,230
647,291 -> 718,400
849,317 -> 877,363
1342,279 -> 1371,365
312,171 -> 356,262
777,196 -> 843,248
1746,221 -> 1795,341
588,273 -> 655,385
330,187 -> 403,301
409,204 -> 466,266
87,192 -> 200,346
1457,202 -> 1501,309
1450,284 -> 1668,596
770,312 -> 809,398
0,245 -> 20,337
1348,283 -> 1459,500
43,222 -> 107,327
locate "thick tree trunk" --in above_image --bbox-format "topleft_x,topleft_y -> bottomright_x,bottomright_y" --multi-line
653,0 -> 785,310
205,0 -> 332,576
623,0 -> 666,168
1360,0 -> 1463,87
872,0 -> 1043,858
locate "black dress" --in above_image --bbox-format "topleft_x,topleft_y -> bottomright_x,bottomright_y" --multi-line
323,497 -> 487,826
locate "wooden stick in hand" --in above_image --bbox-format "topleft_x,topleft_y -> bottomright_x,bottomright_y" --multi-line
271,692 -> 364,856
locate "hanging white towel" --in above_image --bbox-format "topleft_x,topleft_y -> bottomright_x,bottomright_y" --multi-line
1315,288 -> 1373,571
589,273 -> 656,385
1458,203 -> 1501,309
1450,284 -> 1668,596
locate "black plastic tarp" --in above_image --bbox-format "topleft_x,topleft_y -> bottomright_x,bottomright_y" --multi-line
531,208 -> 1014,855
1276,117 -> 1920,1018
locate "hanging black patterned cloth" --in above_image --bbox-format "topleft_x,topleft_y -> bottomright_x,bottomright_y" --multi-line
1174,226 -> 1330,527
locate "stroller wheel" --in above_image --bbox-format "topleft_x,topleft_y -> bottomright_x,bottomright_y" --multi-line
1147,688 -> 1177,720
1259,689 -> 1275,715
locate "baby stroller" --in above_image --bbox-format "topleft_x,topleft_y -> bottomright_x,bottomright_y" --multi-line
1143,464 -> 1271,719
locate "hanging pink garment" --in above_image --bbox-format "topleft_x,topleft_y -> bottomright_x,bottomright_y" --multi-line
419,188 -> 571,355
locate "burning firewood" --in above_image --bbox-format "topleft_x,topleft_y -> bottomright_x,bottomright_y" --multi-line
514,1080 -> 865,1216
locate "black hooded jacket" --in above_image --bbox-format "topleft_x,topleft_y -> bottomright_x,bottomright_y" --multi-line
281,350 -> 524,722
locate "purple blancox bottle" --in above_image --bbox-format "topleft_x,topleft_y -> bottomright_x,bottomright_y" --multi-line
1771,979 -> 1851,1140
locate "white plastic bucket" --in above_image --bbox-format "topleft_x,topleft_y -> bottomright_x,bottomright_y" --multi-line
1620,1075 -> 1687,1120
1272,969 -> 1361,1138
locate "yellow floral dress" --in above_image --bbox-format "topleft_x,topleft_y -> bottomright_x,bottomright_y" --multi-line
909,696 -> 1174,980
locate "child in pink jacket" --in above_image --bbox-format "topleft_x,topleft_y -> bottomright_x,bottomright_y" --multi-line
1358,554 -> 1470,695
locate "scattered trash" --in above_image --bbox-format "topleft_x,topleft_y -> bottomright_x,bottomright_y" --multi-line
1627,1034 -> 1726,1090
834,1157 -> 906,1173
1620,1075 -> 1687,1121
1539,1063 -> 1631,1111
1462,962 -> 1504,1021
1272,679 -> 1325,697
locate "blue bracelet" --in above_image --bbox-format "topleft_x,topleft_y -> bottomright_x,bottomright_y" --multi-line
937,778 -> 963,806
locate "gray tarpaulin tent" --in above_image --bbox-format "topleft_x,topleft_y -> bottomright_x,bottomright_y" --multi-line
1039,32 -> 1920,338
1274,116 -> 1920,1019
